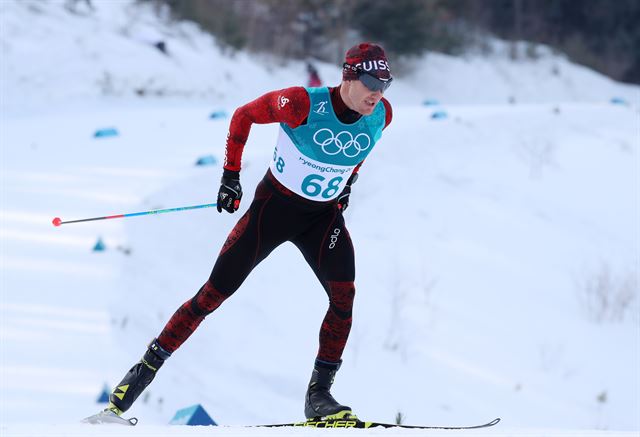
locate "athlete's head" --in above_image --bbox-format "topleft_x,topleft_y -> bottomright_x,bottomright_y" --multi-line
341,42 -> 392,115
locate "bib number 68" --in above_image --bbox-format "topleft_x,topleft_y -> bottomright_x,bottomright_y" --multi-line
301,174 -> 343,199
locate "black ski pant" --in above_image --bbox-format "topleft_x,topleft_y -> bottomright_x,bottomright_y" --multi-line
157,170 -> 356,363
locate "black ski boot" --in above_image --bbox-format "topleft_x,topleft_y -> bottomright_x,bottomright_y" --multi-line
105,338 -> 171,415
304,359 -> 353,419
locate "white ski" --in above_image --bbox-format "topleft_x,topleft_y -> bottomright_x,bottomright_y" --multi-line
82,410 -> 138,426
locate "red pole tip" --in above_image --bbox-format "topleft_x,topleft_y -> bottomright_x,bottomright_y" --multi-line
52,217 -> 62,227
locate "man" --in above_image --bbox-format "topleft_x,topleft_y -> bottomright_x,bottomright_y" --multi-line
100,42 -> 393,422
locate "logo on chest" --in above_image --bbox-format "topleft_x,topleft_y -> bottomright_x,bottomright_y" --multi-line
312,128 -> 371,158
314,101 -> 329,115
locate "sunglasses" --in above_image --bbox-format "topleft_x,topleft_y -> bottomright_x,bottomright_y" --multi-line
343,63 -> 393,92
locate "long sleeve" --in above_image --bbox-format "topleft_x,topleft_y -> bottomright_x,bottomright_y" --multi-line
223,87 -> 311,172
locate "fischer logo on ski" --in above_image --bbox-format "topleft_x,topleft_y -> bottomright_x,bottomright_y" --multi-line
256,417 -> 501,430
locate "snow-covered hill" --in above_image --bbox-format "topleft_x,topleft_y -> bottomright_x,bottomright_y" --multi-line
1,1 -> 638,436
1,0 -> 637,115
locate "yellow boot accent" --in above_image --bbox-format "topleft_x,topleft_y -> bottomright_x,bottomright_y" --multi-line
112,384 -> 129,400
141,358 -> 158,372
321,410 -> 357,420
105,402 -> 123,416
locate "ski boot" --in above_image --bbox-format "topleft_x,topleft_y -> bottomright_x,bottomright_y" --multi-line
304,359 -> 354,420
105,338 -> 171,415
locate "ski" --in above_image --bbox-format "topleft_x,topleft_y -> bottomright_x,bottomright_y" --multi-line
255,417 -> 501,429
82,410 -> 138,426
81,410 -> 500,430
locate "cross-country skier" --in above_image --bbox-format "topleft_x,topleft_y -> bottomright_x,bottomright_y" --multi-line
98,42 -> 393,422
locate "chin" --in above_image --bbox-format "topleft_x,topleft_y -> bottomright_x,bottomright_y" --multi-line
359,104 -> 375,115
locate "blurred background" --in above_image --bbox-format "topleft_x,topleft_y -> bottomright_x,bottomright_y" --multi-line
1,0 -> 638,434
156,0 -> 640,84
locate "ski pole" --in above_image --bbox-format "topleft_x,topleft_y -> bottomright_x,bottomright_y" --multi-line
52,203 -> 217,227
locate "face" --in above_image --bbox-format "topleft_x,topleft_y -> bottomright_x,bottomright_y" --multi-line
342,79 -> 384,115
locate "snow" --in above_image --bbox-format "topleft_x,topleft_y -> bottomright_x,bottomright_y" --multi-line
1,1 -> 639,437
3,424 -> 637,437
3,425 -> 640,437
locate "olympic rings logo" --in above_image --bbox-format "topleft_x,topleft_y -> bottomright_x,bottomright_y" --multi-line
312,128 -> 371,158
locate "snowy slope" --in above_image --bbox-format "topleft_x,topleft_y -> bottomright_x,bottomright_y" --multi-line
3,424 -> 640,437
1,0 -> 637,116
1,1 -> 639,436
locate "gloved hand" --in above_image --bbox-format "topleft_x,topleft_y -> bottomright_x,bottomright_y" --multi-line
337,172 -> 358,212
217,169 -> 242,213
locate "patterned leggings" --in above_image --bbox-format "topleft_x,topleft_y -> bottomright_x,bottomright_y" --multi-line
157,170 -> 356,363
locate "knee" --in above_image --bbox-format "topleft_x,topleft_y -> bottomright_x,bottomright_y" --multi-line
191,281 -> 233,316
327,281 -> 355,318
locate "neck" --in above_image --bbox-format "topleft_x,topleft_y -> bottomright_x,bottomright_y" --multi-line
327,85 -> 362,125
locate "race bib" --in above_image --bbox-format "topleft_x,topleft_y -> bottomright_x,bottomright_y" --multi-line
270,127 -> 355,201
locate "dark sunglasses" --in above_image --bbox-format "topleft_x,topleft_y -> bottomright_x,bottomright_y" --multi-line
343,63 -> 393,92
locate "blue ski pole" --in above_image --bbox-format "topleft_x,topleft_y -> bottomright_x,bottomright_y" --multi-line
52,203 -> 217,227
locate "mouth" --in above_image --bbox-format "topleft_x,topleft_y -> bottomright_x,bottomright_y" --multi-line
364,98 -> 377,108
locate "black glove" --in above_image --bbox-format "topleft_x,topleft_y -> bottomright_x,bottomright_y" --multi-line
337,172 -> 358,212
217,169 -> 242,213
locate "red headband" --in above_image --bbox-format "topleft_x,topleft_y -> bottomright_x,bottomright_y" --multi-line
343,43 -> 391,81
